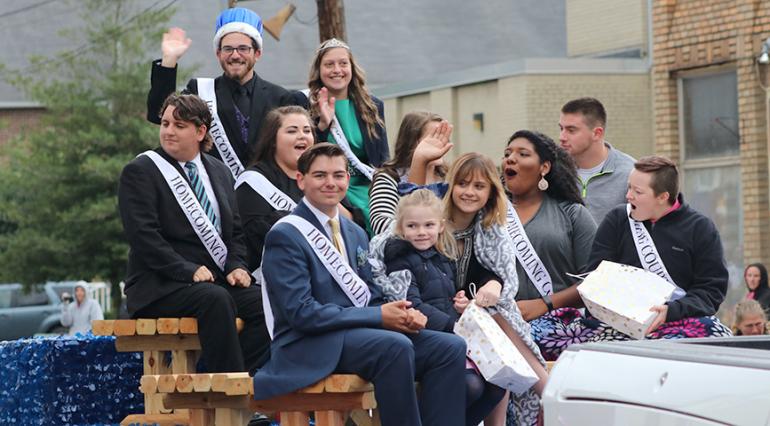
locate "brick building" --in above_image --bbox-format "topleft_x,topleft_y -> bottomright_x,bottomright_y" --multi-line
651,0 -> 770,309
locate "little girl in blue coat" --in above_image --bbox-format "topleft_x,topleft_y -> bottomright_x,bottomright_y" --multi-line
383,189 -> 505,426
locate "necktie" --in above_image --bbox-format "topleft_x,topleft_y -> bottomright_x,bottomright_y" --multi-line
185,162 -> 221,233
235,85 -> 250,116
328,218 -> 346,261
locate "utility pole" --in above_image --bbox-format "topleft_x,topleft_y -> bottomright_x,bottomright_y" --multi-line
316,0 -> 346,42
227,0 -> 347,43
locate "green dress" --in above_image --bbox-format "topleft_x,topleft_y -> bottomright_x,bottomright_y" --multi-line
330,99 -> 372,234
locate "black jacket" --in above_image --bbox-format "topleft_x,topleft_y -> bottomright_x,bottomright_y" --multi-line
235,160 -> 304,271
384,238 -> 458,332
118,148 -> 249,315
588,195 -> 728,322
146,60 -> 298,167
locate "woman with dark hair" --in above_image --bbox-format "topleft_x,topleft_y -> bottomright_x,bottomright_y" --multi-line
744,263 -> 770,313
501,130 -> 597,360
369,111 -> 453,235
235,106 -> 313,271
303,38 -> 389,234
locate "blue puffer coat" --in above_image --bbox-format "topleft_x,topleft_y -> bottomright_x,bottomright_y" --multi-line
384,238 -> 458,332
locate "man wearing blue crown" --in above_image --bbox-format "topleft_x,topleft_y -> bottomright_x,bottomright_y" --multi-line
146,8 -> 297,179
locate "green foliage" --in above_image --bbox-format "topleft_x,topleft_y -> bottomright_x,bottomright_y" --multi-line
0,0 -> 190,312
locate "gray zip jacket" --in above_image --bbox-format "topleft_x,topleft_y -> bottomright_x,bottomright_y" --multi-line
578,142 -> 635,224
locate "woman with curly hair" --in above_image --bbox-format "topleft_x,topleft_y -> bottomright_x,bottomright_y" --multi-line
501,130 -> 597,360
303,38 -> 388,234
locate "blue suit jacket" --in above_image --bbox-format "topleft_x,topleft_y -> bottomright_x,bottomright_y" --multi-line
253,201 -> 384,399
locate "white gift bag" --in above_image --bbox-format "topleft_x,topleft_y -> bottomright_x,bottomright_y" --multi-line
577,260 -> 677,339
454,301 -> 538,394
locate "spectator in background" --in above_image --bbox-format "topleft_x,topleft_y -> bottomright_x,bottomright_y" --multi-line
744,263 -> 770,314
733,299 -> 768,336
559,97 -> 635,223
60,284 -> 103,336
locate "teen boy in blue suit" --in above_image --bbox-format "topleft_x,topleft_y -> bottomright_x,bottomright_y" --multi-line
254,143 -> 466,425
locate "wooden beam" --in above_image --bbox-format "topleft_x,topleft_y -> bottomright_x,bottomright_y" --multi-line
324,375 -> 372,393
113,319 -> 137,336
179,317 -> 198,334
140,375 -> 159,394
92,320 -> 114,336
215,407 -> 252,426
135,319 -> 157,335
211,372 -> 249,392
120,413 -> 190,426
115,335 -> 201,352
163,392 -> 252,410
280,412 -> 310,426
192,374 -> 213,393
157,318 -> 180,334
176,374 -> 195,393
224,376 -> 252,396
251,391 -> 376,412
315,410 -> 346,426
158,374 -> 178,393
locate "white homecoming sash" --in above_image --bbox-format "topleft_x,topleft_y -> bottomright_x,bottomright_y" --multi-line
626,204 -> 686,300
300,89 -> 374,180
235,171 -> 297,211
505,202 -> 553,297
260,214 -> 372,339
142,151 -> 227,271
197,78 -> 245,179
328,117 -> 374,180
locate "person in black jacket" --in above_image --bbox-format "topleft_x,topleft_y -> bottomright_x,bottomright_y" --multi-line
146,8 -> 298,175
235,106 -> 313,271
588,155 -> 732,339
383,189 -> 504,426
119,94 -> 270,373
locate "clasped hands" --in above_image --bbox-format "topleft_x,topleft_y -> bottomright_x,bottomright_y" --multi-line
381,300 -> 427,334
193,265 -> 252,287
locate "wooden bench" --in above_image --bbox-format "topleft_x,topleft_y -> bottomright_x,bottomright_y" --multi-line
142,372 -> 379,426
93,318 -> 243,426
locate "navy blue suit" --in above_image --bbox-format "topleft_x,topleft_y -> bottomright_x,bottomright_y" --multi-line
254,201 -> 466,426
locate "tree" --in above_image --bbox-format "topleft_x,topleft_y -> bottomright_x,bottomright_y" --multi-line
0,0 -> 189,313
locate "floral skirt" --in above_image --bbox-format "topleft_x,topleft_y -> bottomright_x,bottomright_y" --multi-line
528,308 -> 733,360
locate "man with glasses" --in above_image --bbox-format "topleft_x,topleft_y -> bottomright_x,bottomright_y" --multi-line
146,8 -> 297,177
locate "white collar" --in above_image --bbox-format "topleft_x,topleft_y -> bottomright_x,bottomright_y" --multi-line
302,198 -> 340,230
178,153 -> 203,171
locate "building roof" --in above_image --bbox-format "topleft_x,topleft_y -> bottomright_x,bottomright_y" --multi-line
0,0 -> 566,104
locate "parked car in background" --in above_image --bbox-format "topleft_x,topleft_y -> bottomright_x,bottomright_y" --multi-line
0,281 -> 109,341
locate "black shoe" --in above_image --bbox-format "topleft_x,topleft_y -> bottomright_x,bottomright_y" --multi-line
247,412 -> 271,426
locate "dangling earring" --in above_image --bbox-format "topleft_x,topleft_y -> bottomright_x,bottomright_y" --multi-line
538,174 -> 549,191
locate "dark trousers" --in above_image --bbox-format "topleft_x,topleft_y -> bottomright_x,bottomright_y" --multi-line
336,328 -> 466,426
135,282 -> 270,373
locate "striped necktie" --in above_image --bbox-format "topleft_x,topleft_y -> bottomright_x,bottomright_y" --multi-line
184,162 -> 221,233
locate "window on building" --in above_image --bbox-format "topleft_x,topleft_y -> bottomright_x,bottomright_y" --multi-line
678,70 -> 742,304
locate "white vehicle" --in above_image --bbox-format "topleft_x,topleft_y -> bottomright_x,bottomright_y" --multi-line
543,337 -> 770,425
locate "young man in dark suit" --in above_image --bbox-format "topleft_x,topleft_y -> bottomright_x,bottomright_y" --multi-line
255,143 -> 467,425
119,93 -> 269,373
146,8 -> 297,177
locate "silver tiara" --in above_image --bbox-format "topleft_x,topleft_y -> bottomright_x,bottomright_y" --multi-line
318,38 -> 350,52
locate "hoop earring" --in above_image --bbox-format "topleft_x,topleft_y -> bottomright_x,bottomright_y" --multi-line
538,175 -> 549,191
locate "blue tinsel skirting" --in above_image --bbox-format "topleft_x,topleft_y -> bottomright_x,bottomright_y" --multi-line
0,334 -> 143,425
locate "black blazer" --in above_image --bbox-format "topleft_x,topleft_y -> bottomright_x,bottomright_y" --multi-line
146,60 -> 298,167
235,160 -> 304,271
292,92 -> 390,168
118,147 -> 249,315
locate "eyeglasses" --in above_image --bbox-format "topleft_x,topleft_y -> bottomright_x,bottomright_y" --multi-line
220,45 -> 253,55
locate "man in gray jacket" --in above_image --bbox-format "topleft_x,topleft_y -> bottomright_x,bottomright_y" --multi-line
60,284 -> 103,336
559,97 -> 636,223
